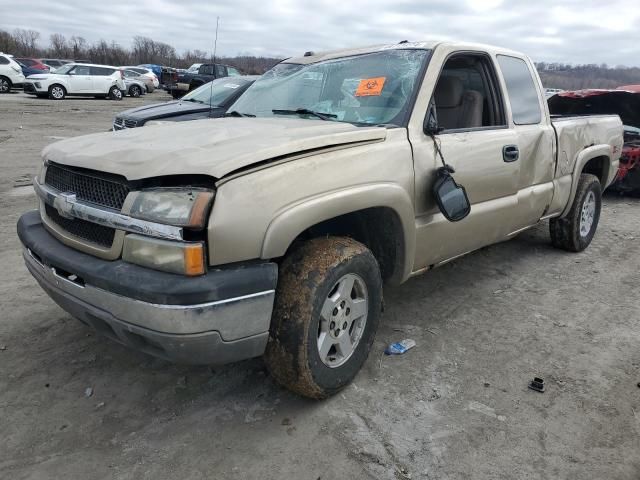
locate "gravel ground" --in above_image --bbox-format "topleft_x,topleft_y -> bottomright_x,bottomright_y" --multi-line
1,91 -> 639,480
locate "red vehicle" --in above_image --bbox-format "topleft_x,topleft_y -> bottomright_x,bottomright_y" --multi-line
548,88 -> 640,194
15,58 -> 49,71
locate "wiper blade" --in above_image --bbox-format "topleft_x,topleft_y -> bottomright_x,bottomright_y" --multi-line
183,98 -> 204,104
224,110 -> 256,117
272,108 -> 337,121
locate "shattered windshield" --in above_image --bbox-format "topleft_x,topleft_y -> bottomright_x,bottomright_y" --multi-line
230,49 -> 429,126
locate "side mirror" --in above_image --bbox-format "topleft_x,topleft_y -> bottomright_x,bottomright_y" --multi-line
432,167 -> 471,222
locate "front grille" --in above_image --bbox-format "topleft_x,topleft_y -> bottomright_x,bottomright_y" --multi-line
45,163 -> 130,210
45,204 -> 115,248
113,117 -> 138,130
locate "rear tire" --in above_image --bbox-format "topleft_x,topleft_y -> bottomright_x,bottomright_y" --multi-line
0,76 -> 11,93
109,86 -> 122,100
550,173 -> 602,252
48,84 -> 66,100
264,237 -> 382,399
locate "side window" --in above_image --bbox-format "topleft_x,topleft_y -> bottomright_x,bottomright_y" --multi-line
497,55 -> 542,125
73,66 -> 90,75
431,54 -> 505,131
227,67 -> 240,76
0,56 -> 10,65
90,67 -> 114,76
215,65 -> 227,77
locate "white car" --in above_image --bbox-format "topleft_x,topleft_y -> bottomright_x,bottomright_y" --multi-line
0,53 -> 26,93
122,66 -> 159,89
23,63 -> 126,100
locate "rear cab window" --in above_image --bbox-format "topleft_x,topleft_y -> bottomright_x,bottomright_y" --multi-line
496,55 -> 542,125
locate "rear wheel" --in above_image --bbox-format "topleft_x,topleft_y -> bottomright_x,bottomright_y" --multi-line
109,86 -> 123,100
0,76 -> 10,93
550,173 -> 602,252
129,85 -> 142,97
264,237 -> 382,399
48,84 -> 66,100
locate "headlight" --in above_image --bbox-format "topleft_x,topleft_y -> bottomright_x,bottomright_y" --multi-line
123,234 -> 205,276
129,188 -> 214,228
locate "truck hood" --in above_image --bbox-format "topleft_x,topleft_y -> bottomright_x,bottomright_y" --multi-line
43,117 -> 388,180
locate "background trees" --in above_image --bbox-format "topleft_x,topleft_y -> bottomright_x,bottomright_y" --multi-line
3,28 -> 640,85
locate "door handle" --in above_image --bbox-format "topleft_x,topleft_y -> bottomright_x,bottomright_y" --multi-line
503,145 -> 519,162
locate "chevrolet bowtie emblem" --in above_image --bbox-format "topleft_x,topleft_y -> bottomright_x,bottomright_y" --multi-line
53,192 -> 77,219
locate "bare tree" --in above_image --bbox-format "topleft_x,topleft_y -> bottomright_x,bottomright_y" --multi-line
13,28 -> 40,56
50,33 -> 69,57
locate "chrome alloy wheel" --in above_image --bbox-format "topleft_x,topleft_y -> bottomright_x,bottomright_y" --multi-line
51,86 -> 64,99
317,273 -> 368,368
579,190 -> 596,237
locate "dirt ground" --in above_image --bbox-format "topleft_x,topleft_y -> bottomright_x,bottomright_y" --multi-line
1,90 -> 639,480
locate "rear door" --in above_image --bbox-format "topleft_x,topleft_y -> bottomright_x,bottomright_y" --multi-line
68,65 -> 92,93
495,55 -> 555,229
409,50 -> 521,269
89,67 -> 115,93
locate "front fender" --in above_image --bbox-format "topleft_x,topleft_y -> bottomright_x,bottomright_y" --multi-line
261,183 -> 416,282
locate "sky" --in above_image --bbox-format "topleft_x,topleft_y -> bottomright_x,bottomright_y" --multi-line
1,0 -> 639,66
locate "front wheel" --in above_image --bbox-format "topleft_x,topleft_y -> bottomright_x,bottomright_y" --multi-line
129,85 -> 141,97
109,86 -> 123,100
264,237 -> 382,399
550,173 -> 602,252
49,84 -> 66,100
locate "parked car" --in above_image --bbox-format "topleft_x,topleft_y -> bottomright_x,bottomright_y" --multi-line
137,64 -> 175,87
122,69 -> 148,97
113,76 -> 257,130
119,66 -> 157,91
17,41 -> 622,399
23,63 -> 126,100
166,63 -> 237,98
15,58 -> 49,71
40,58 -> 72,69
0,53 -> 26,93
16,61 -> 43,78
549,88 -> 640,194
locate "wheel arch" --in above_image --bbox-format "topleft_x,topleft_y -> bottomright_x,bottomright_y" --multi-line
561,146 -> 611,217
261,183 -> 415,285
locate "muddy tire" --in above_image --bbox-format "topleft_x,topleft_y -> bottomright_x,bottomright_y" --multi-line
550,173 -> 602,252
264,237 -> 382,399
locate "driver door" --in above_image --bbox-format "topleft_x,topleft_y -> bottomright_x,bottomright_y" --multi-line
410,52 -> 521,270
68,65 -> 92,93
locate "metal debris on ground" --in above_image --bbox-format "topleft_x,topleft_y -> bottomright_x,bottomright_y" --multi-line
384,339 -> 416,355
528,377 -> 545,393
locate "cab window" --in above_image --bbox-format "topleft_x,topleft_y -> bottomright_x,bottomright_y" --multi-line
430,53 -> 506,131
72,66 -> 90,75
497,55 -> 542,125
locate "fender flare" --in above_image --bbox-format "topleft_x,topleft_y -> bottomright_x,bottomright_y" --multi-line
560,145 -> 612,217
261,182 -> 416,283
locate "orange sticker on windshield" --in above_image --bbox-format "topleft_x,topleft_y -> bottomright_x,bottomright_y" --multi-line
355,77 -> 386,97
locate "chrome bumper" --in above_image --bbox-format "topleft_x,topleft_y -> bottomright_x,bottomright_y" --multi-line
23,247 -> 274,364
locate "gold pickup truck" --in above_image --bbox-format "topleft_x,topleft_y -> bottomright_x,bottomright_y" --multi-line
17,41 -> 622,398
